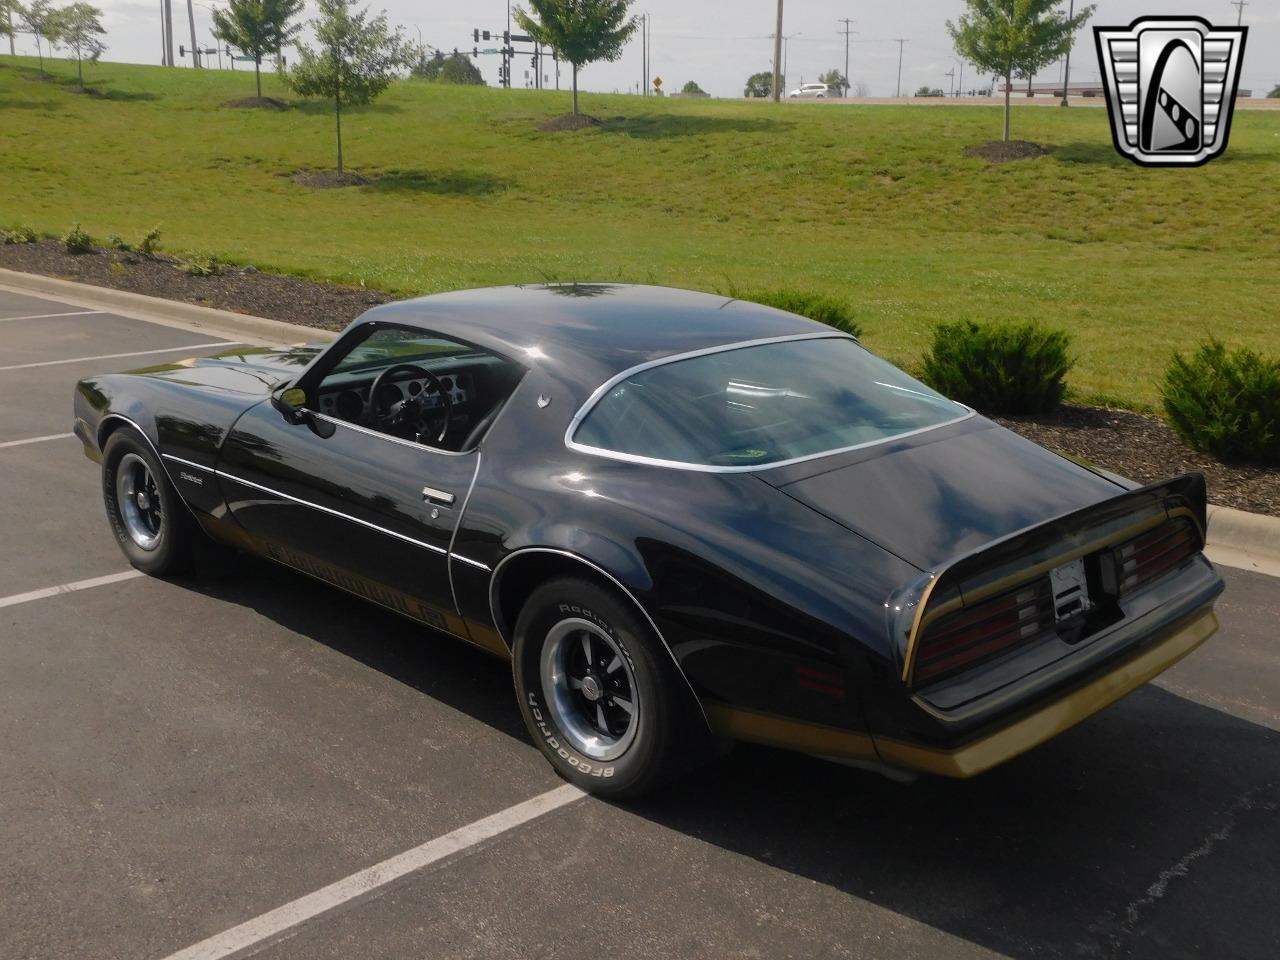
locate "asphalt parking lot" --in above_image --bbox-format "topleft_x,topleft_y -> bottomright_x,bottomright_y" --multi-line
1,286 -> 1278,960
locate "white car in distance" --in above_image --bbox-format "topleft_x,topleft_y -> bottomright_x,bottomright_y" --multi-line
788,83 -> 831,99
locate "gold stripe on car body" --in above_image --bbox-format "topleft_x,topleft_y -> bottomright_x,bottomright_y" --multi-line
702,701 -> 880,761
881,606 -> 1218,777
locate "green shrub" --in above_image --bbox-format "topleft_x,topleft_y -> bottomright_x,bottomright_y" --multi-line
181,252 -> 221,276
731,287 -> 863,337
106,233 -> 132,251
137,226 -> 162,257
1162,339 -> 1280,465
921,320 -> 1074,414
2,224 -> 37,244
62,222 -> 94,254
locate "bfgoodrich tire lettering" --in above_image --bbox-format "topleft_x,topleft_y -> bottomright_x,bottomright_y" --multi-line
513,576 -> 703,798
101,428 -> 194,576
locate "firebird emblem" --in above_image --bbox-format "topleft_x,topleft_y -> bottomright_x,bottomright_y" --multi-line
1094,16 -> 1247,167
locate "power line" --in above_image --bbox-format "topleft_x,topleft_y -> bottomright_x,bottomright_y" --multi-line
1230,1 -> 1248,26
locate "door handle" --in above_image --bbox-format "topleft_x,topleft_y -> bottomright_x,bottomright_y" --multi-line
422,485 -> 455,506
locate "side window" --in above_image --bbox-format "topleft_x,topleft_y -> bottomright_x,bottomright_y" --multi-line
310,325 -> 525,452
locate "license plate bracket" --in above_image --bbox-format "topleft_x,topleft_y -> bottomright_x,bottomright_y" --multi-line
1050,557 -> 1092,622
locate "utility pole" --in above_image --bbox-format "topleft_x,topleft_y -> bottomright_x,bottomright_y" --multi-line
771,0 -> 783,102
958,59 -> 964,97
1060,0 -> 1075,105
893,38 -> 907,98
945,66 -> 955,97
639,13 -> 645,94
186,0 -> 200,66
837,18 -> 854,97
1231,0 -> 1248,25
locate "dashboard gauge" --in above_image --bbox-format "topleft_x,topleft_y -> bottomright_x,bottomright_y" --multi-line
441,377 -> 454,392
407,380 -> 422,396
335,390 -> 364,420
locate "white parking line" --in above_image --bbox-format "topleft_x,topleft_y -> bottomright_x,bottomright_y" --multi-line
0,309 -> 103,323
158,784 -> 585,960
0,342 -> 237,372
0,570 -> 145,609
0,432 -> 75,449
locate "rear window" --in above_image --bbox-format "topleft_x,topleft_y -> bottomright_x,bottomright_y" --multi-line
570,336 -> 970,469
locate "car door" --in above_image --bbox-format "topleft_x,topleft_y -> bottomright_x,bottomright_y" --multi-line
215,325 -> 493,642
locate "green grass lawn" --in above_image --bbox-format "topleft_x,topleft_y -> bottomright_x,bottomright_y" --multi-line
2,56 -> 1278,409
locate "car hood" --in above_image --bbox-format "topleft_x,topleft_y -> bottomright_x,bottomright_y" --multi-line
763,421 -> 1124,571
128,344 -> 323,395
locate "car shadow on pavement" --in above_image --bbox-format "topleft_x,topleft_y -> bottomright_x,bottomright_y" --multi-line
629,687 -> 1280,960
185,557 -> 1278,959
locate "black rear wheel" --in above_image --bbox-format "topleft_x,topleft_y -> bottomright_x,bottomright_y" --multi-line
512,576 -> 704,798
101,428 -> 194,576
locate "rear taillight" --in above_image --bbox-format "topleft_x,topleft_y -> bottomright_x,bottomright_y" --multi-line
913,580 -> 1054,686
1111,518 -> 1199,596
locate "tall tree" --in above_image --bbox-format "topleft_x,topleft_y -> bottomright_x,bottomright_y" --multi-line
18,0 -> 59,75
514,0 -> 637,116
212,0 -> 304,101
2,0 -> 17,53
284,0 -> 415,174
947,0 -> 1094,141
50,2 -> 105,90
743,70 -> 772,99
819,67 -> 847,96
412,49 -> 484,85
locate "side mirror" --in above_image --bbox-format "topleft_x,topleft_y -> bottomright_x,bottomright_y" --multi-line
272,386 -> 310,424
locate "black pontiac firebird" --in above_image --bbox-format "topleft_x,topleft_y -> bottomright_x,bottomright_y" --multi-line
74,284 -> 1224,797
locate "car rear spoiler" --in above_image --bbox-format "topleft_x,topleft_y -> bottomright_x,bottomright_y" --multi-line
887,473 -> 1209,685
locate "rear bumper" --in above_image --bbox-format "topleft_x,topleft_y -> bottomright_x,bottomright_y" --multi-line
873,603 -> 1219,777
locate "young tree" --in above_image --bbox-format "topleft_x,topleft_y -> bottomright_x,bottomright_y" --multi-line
18,0 -> 60,76
212,0 -> 304,101
1269,84 -> 1280,99
285,0 -> 416,174
743,70 -> 772,99
680,79 -> 704,95
50,2 -> 105,91
514,0 -> 637,116
947,0 -> 1094,141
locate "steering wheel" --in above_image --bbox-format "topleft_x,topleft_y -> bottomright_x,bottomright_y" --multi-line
365,363 -> 454,445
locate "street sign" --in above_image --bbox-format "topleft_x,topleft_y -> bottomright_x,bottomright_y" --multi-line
232,55 -> 257,62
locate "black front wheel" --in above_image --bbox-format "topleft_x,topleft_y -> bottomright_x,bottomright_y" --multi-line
101,429 -> 194,576
512,577 -> 704,799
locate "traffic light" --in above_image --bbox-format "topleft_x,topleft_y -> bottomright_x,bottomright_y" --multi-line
473,29 -> 479,43
472,47 -> 479,58
179,44 -> 185,56
482,30 -> 491,41
502,30 -> 510,44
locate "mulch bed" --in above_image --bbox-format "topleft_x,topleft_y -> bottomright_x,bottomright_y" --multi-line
992,406 -> 1278,518
290,169 -> 372,189
224,96 -> 291,110
2,239 -> 1275,515
538,114 -> 603,132
964,139 -> 1051,163
0,239 -> 390,331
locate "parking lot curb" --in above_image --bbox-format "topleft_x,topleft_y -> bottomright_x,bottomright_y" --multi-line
0,268 -> 337,347
1206,505 -> 1280,578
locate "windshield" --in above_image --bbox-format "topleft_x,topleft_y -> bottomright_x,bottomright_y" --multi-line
571,336 -> 970,469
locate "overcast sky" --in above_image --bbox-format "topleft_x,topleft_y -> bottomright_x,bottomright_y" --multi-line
9,0 -> 1277,99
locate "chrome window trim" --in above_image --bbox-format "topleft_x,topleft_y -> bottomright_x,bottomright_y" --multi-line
310,411 -> 472,457
562,332 -> 975,473
487,546 -> 710,731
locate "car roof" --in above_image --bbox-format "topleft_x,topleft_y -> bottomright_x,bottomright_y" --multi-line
355,284 -> 828,395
